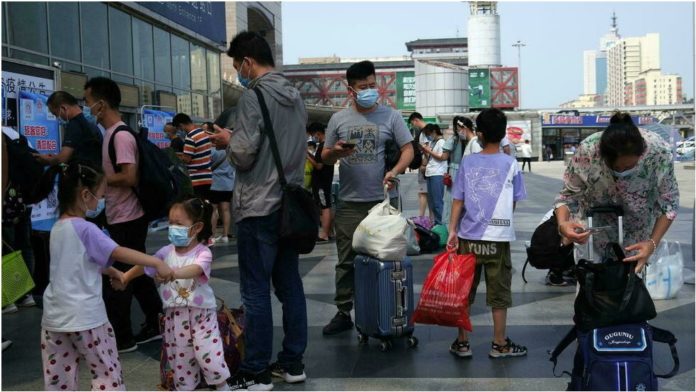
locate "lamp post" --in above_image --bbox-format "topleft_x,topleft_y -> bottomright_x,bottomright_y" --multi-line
512,40 -> 526,109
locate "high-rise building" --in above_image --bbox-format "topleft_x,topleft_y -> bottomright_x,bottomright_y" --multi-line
580,13 -> 620,105
628,70 -> 682,106
606,33 -> 660,106
583,50 -> 598,95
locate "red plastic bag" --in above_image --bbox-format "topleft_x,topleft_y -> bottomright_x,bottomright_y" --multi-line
413,250 -> 475,331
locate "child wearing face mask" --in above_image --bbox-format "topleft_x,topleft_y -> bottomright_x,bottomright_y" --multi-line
30,161 -> 173,391
118,198 -> 231,391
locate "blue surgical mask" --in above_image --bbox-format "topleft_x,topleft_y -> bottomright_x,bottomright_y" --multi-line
83,105 -> 97,125
354,88 -> 379,108
612,167 -> 638,178
237,59 -> 252,88
85,192 -> 105,219
168,225 -> 193,247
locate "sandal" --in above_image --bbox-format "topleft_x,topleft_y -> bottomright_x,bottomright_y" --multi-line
489,337 -> 527,358
449,338 -> 472,358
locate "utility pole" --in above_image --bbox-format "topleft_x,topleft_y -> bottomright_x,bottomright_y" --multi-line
512,40 -> 526,109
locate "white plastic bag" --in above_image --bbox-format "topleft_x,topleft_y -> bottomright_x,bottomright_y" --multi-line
352,187 -> 408,261
645,241 -> 683,300
405,219 -> 421,256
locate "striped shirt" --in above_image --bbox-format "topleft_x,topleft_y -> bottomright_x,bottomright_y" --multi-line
184,128 -> 213,187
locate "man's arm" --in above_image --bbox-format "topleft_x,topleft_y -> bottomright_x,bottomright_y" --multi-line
227,94 -> 263,171
107,163 -> 138,188
34,146 -> 75,166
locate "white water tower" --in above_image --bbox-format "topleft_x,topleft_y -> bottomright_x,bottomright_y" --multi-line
467,1 -> 501,67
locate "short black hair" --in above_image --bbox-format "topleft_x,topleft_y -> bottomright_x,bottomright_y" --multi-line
599,122 -> 646,166
84,77 -> 121,109
475,108 -> 507,144
47,91 -> 78,108
408,112 -> 423,124
164,122 -> 174,128
346,60 -> 376,87
227,31 -> 275,67
424,123 -> 442,136
204,121 -> 214,130
307,122 -> 326,134
172,113 -> 193,128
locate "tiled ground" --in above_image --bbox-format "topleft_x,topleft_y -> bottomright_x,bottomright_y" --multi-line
2,161 -> 694,391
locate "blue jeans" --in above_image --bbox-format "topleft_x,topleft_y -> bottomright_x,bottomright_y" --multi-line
426,175 -> 445,225
236,210 -> 308,374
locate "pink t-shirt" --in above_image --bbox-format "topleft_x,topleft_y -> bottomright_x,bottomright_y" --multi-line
102,121 -> 144,225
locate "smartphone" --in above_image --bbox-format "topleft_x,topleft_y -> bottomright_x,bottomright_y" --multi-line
342,143 -> 356,149
575,226 -> 612,234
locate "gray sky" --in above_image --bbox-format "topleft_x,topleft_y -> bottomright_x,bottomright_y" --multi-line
281,1 -> 694,108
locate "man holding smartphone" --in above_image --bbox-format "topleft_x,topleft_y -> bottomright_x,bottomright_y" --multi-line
320,60 -> 414,335
172,113 -> 213,200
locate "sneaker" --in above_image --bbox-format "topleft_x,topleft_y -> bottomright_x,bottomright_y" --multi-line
117,339 -> 138,353
270,362 -> 306,383
322,311 -> 354,335
228,369 -> 273,391
449,338 -> 472,358
134,323 -> 162,344
545,271 -> 568,286
17,295 -> 36,307
2,304 -> 18,314
2,338 -> 12,351
489,337 -> 527,358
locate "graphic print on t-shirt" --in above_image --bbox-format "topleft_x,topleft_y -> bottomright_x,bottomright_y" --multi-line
346,124 -> 379,165
466,167 -> 505,224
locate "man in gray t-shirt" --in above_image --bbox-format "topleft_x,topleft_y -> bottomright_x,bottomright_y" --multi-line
321,61 -> 414,335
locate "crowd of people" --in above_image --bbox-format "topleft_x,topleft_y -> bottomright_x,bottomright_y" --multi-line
1,29 -> 680,391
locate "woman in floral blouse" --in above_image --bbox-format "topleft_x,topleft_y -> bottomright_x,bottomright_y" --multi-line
554,112 -> 679,273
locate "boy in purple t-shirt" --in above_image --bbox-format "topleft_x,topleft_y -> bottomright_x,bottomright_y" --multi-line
446,108 -> 527,359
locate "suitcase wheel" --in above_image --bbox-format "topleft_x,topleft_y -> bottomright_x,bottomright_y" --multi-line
407,335 -> 419,349
357,333 -> 369,345
379,340 -> 393,352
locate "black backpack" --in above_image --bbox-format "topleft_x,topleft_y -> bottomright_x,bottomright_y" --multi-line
385,139 -> 422,172
414,223 -> 440,254
3,133 -> 44,202
521,213 -> 574,282
108,125 -> 180,221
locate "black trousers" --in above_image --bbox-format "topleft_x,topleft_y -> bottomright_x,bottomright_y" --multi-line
521,158 -> 532,171
103,215 -> 163,344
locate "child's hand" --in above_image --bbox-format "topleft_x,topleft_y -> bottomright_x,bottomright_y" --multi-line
155,264 -> 174,283
446,232 -> 459,252
109,270 -> 128,291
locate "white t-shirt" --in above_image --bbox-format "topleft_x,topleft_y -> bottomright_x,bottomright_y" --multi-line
42,218 -> 118,332
463,136 -> 483,156
145,244 -> 216,310
520,143 -> 532,158
425,138 -> 448,177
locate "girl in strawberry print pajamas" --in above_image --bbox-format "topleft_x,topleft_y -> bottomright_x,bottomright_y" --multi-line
120,198 -> 230,391
36,161 -> 173,391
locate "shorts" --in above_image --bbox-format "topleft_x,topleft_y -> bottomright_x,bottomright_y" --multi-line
312,181 -> 332,209
417,173 -> 428,193
193,184 -> 212,201
208,190 -> 233,204
458,239 -> 512,309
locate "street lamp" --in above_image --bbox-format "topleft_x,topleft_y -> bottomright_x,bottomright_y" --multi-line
512,40 -> 526,109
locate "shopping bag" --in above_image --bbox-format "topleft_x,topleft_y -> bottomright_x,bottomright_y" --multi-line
2,249 -> 35,307
645,241 -> 684,300
352,186 -> 408,261
413,250 -> 475,331
405,219 -> 421,256
159,298 -> 245,390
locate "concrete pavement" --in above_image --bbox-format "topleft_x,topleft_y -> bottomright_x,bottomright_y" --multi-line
2,160 -> 694,391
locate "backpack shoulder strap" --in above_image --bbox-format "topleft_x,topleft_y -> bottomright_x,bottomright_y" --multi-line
651,325 -> 680,378
548,325 -> 577,377
108,125 -> 135,173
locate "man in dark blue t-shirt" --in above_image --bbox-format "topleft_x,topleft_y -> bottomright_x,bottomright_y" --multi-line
35,91 -> 102,167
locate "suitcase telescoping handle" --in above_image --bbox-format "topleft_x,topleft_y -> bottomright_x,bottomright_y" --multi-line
586,205 -> 624,262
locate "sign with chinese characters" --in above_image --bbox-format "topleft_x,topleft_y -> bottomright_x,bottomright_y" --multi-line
2,70 -> 54,127
142,108 -> 175,148
541,113 -> 657,127
396,71 -> 416,110
18,91 -> 60,154
138,2 -> 226,44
